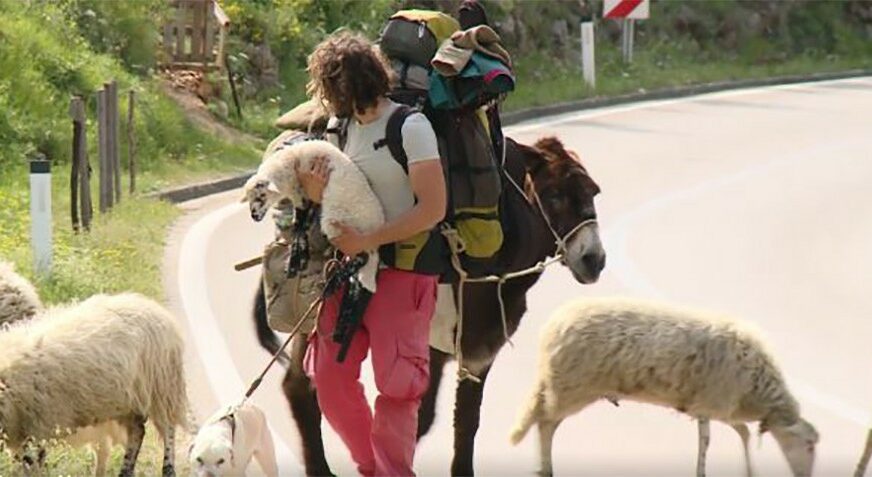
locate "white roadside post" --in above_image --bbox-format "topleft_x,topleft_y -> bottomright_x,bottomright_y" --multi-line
30,154 -> 53,277
580,21 -> 596,88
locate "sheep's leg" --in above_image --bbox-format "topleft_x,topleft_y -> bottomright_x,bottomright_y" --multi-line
18,440 -> 46,477
417,347 -> 450,439
118,415 -> 146,477
161,425 -> 175,477
697,418 -> 711,477
855,428 -> 872,477
730,423 -> 753,477
281,333 -> 335,477
94,437 -> 110,477
451,364 -> 492,476
537,419 -> 562,477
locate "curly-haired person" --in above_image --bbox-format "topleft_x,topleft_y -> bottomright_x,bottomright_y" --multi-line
297,32 -> 446,476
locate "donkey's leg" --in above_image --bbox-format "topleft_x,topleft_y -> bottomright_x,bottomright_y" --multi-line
696,418 -> 711,477
451,364 -> 493,477
418,347 -> 450,439
119,415 -> 147,477
282,333 -> 335,477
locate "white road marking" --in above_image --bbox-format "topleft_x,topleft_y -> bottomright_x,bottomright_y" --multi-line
178,201 -> 303,475
602,138 -> 872,427
508,77 -> 869,134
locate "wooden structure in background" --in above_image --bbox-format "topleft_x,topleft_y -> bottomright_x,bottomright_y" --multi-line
162,0 -> 230,71
69,96 -> 92,232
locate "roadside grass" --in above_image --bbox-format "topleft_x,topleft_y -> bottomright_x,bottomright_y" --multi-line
504,40 -> 872,112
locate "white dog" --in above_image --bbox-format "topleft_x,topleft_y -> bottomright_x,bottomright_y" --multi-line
189,403 -> 278,477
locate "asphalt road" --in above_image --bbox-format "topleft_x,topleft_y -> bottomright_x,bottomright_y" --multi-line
165,77 -> 872,476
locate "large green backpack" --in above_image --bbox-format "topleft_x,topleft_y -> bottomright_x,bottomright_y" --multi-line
377,9 -> 506,278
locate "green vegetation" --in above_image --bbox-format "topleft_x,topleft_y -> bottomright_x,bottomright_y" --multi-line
215,0 -> 871,132
0,1 -> 256,471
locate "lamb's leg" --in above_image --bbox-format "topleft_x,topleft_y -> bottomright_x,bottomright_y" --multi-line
451,364 -> 492,477
537,419 -> 562,477
281,333 -> 335,477
417,347 -> 450,439
161,425 -> 175,477
855,428 -> 872,477
730,423 -> 753,477
697,418 -> 711,477
118,415 -> 146,477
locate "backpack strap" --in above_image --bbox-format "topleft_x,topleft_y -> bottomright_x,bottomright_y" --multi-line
379,104 -> 417,174
324,117 -> 350,150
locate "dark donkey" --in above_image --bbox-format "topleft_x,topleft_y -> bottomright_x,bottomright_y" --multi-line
252,136 -> 605,476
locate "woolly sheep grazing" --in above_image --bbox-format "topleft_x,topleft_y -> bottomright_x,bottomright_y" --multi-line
0,260 -> 42,326
0,262 -> 126,475
0,293 -> 187,476
510,297 -> 819,477
241,139 -> 385,292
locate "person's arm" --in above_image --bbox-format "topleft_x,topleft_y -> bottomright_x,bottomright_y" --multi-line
331,159 -> 446,255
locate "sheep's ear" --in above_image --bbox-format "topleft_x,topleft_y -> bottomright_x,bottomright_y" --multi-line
266,181 -> 280,194
239,192 -> 250,203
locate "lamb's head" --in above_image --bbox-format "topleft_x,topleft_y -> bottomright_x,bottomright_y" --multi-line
241,175 -> 281,222
769,418 -> 819,477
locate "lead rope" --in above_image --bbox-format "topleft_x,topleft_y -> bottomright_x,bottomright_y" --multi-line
239,257 -> 342,404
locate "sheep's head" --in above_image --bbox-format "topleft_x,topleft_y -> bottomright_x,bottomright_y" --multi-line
769,418 -> 819,477
241,175 -> 281,222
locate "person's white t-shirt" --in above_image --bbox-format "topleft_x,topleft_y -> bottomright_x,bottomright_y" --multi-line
329,101 -> 440,221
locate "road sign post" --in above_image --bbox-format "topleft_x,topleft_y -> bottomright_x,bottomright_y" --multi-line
580,21 -> 596,88
605,0 -> 648,64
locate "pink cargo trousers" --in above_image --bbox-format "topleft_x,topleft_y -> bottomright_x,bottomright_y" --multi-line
304,268 -> 437,476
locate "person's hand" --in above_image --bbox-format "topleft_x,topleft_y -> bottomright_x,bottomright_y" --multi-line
295,156 -> 330,203
330,222 -> 375,257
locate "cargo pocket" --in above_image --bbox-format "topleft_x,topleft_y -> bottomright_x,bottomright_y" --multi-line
381,338 -> 430,400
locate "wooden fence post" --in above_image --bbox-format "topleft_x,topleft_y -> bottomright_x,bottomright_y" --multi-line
127,89 -> 136,194
71,97 -> 92,230
109,81 -> 121,204
97,87 -> 113,212
69,97 -> 81,232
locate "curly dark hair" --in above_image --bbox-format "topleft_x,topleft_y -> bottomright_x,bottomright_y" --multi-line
306,32 -> 395,118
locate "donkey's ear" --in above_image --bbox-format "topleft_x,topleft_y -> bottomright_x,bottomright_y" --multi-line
511,139 -> 549,174
533,136 -> 568,158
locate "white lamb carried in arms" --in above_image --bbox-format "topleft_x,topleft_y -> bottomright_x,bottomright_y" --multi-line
510,297 -> 819,477
242,139 -> 385,292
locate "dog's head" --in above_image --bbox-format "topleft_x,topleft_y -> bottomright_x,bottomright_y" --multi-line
241,175 -> 281,222
188,428 -> 235,477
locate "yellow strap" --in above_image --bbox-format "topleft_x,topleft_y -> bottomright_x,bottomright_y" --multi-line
391,10 -> 460,44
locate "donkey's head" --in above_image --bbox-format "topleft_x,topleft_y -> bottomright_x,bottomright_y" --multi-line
520,136 -> 605,284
